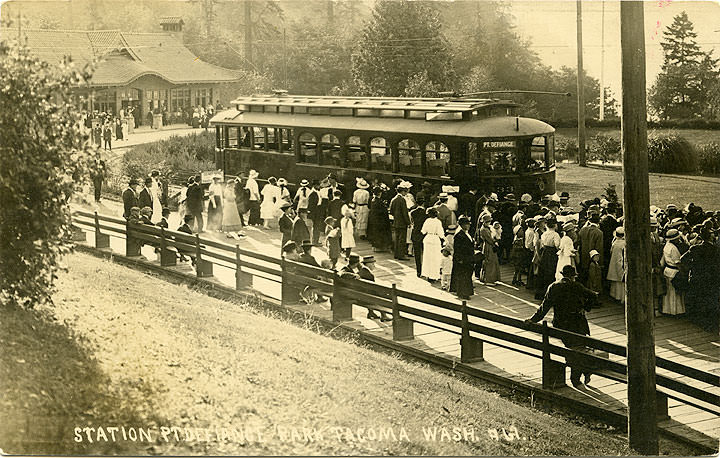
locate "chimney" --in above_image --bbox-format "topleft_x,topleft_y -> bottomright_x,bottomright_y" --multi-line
160,17 -> 184,43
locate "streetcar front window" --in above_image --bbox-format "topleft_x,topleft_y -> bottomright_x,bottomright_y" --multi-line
488,150 -> 516,173
529,136 -> 547,170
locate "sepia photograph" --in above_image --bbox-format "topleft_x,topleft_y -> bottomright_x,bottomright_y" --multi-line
0,0 -> 718,455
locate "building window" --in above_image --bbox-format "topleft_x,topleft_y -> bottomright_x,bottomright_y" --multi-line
320,134 -> 342,166
370,137 -> 391,171
299,132 -> 317,163
195,88 -> 212,108
170,88 -> 191,113
346,136 -> 367,169
425,141 -> 450,176
398,139 -> 421,174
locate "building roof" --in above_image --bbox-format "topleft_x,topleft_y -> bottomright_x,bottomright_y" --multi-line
159,17 -> 184,25
11,28 -> 241,87
210,109 -> 554,140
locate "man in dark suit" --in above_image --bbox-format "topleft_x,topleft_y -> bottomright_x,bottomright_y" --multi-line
185,175 -> 206,233
340,253 -> 361,277
138,177 -> 154,211
327,190 -> 345,226
410,198 -> 428,276
299,240 -> 320,267
450,216 -> 476,300
308,180 -> 325,246
156,207 -> 170,229
291,208 -> 311,247
278,202 -> 294,255
577,212 -> 604,284
389,184 -> 411,260
122,178 -> 140,220
357,255 -> 391,321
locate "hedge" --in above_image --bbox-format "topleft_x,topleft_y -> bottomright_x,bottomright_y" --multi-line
543,118 -> 720,130
698,142 -> 720,175
647,133 -> 698,174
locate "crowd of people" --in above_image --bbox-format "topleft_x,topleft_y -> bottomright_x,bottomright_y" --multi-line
119,167 -> 720,331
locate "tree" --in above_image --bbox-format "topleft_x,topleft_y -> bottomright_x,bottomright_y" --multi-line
404,71 -> 440,98
351,0 -> 455,96
0,40 -> 96,308
649,11 -> 719,119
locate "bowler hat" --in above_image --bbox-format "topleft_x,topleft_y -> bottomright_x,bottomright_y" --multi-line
561,265 -> 578,278
347,253 -> 360,264
282,241 -> 298,253
301,239 -> 313,247
457,215 -> 471,225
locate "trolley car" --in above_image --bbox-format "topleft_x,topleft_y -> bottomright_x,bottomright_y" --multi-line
210,94 -> 556,196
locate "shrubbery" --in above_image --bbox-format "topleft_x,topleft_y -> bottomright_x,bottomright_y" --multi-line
588,134 -> 621,164
697,142 -> 720,175
121,131 -> 216,184
554,136 -> 578,162
544,118 -> 720,130
647,132 -> 698,173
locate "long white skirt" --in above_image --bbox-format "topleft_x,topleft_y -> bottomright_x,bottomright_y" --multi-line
421,234 -> 443,280
662,276 -> 686,315
356,205 -> 369,236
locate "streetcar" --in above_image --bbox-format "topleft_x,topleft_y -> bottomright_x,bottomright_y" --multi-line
210,93 -> 556,196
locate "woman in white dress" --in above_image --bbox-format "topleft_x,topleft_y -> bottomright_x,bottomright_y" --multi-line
277,178 -> 292,208
260,176 -> 281,229
353,177 -> 371,238
661,229 -> 686,315
149,171 -> 163,223
421,207 -> 445,282
207,176 -> 224,231
221,181 -> 243,233
606,227 -> 626,303
555,221 -> 578,281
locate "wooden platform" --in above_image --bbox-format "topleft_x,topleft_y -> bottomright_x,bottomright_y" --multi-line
73,204 -> 719,449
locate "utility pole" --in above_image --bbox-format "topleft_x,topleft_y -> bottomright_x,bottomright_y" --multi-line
621,0 -> 658,455
244,0 -> 253,70
576,0 -> 587,166
599,0 -> 606,121
283,27 -> 288,89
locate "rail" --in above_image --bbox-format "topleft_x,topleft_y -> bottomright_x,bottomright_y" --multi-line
71,210 -> 720,424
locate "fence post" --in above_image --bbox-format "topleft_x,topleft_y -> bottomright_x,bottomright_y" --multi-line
235,245 -> 252,290
94,212 -> 110,249
392,284 -> 413,341
655,391 -> 669,421
460,301 -> 484,363
125,222 -> 141,256
159,227 -> 177,266
331,273 -> 352,322
194,234 -> 213,277
281,258 -> 300,306
541,321 -> 566,389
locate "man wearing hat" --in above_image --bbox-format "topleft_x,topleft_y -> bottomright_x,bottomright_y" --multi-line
526,265 -> 599,388
434,193 -> 454,230
245,169 -> 261,225
410,197 -> 428,276
577,212 -> 603,285
295,179 -> 311,212
416,181 -> 436,208
299,240 -> 320,267
357,255 -> 392,321
122,178 -> 140,220
278,201 -> 295,254
389,184 -> 411,260
291,207 -> 311,248
559,191 -> 570,207
308,180 -> 324,246
281,241 -> 300,261
450,215 -> 475,299
340,253 -> 361,278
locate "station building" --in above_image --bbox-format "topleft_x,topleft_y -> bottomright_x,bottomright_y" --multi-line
12,17 -> 242,126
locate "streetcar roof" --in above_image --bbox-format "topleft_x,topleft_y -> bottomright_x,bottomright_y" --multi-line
229,95 -> 519,116
210,109 -> 554,139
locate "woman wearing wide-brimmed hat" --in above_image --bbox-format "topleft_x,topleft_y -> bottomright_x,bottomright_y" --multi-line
555,221 -> 578,282
607,226 -> 626,303
260,176 -> 281,229
477,212 -> 501,286
353,177 -> 371,239
661,228 -> 686,315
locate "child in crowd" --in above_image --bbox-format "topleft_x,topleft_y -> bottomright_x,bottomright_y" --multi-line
511,224 -> 526,286
440,247 -> 453,291
324,216 -> 341,268
588,249 -> 602,294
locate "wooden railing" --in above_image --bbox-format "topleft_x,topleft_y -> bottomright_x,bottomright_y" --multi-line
71,210 -> 720,424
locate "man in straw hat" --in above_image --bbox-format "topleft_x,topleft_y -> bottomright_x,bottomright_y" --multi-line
526,264 -> 599,388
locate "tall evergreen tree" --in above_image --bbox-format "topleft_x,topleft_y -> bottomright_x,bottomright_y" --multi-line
351,0 -> 455,96
649,11 -> 719,119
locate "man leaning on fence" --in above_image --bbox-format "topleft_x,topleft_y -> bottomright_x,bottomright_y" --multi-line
525,265 -> 600,388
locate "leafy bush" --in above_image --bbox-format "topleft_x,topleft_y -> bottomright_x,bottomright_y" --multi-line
554,135 -> 578,162
697,142 -> 720,175
122,132 -> 216,184
589,134 -> 621,164
647,132 -> 698,173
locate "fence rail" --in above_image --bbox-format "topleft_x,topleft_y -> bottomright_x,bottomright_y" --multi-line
71,210 -> 720,422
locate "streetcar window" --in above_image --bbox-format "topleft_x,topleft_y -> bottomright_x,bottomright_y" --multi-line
240,127 -> 252,147
279,105 -> 292,113
228,126 -> 238,147
467,142 -> 479,166
299,132 -> 318,163
309,107 -> 330,115
252,127 -> 266,149
320,134 -> 343,167
266,128 -> 278,151
425,141 -> 450,177
529,136 -> 547,170
280,128 -> 294,153
370,137 -> 392,171
346,136 -> 367,169
398,139 -> 421,175
488,151 -> 516,173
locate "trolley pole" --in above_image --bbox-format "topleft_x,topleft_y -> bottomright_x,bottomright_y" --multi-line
620,1 -> 658,454
576,0 -> 587,166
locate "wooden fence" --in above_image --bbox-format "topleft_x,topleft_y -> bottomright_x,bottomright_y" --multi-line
71,210 -> 720,424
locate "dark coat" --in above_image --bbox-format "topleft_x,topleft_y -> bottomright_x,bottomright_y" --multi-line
291,217 -> 311,245
156,217 -> 169,229
410,205 -> 428,242
529,278 -> 598,346
328,198 -> 345,224
279,213 -> 294,248
185,183 -> 205,214
681,241 -> 720,332
122,187 -> 138,219
299,252 -> 320,267
308,190 -> 324,222
389,193 -> 410,228
358,266 -> 375,281
367,197 -> 392,249
577,223 -> 603,271
138,187 -> 154,210
177,223 -> 193,234
450,229 -> 475,297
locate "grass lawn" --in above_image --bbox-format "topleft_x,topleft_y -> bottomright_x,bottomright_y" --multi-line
0,253 -> 702,455
556,163 -> 720,210
555,127 -> 720,147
